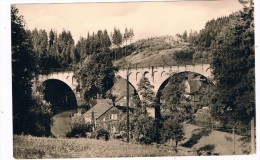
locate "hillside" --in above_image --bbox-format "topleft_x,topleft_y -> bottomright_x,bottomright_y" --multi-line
14,123 -> 250,158
113,15 -> 235,68
113,35 -> 198,68
180,124 -> 251,155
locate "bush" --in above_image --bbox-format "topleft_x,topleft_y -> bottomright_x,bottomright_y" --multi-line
28,83 -> 53,136
29,98 -> 53,136
196,144 -> 216,156
96,128 -> 110,141
117,114 -> 162,144
66,112 -> 93,138
132,116 -> 162,144
174,48 -> 194,63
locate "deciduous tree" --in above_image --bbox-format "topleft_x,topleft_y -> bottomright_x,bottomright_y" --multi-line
12,5 -> 37,134
75,52 -> 118,102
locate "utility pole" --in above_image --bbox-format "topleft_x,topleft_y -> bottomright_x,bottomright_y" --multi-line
126,65 -> 130,142
91,111 -> 95,131
233,126 -> 235,155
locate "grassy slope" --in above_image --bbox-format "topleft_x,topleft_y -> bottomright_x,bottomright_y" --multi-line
14,123 -> 251,158
113,36 -> 191,67
13,135 -> 183,158
180,124 -> 251,155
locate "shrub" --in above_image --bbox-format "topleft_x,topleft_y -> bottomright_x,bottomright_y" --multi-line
96,128 -> 110,141
29,98 -> 53,136
174,48 -> 194,63
196,144 -> 216,156
117,114 -> 162,144
29,83 -> 53,136
66,112 -> 93,138
132,116 -> 162,144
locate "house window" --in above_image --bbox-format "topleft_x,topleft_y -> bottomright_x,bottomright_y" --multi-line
111,126 -> 117,133
103,117 -> 106,122
109,114 -> 118,120
113,114 -> 117,120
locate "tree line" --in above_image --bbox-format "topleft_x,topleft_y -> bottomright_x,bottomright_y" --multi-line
26,26 -> 134,72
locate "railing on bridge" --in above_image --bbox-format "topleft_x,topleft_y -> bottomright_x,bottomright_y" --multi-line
40,61 -> 210,73
118,62 -> 209,70
39,68 -> 73,74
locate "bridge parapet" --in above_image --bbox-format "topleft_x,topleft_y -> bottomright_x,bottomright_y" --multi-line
37,64 -> 211,104
116,63 -> 211,95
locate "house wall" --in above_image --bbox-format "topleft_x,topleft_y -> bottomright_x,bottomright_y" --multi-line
96,107 -> 123,133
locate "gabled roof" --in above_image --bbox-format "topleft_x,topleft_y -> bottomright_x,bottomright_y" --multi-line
111,77 -> 135,101
96,105 -> 123,120
83,99 -> 113,118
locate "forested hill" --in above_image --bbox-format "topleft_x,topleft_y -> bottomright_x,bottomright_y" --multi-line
113,15 -> 234,68
193,15 -> 234,50
27,13 -> 235,71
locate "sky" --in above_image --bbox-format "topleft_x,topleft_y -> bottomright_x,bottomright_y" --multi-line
16,0 -> 244,42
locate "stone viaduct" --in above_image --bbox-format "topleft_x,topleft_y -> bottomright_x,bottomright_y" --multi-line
38,64 -> 212,107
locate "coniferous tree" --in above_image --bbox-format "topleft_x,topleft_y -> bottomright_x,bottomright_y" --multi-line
137,76 -> 156,115
182,30 -> 188,42
57,30 -> 75,67
48,29 -> 55,49
211,2 -> 254,127
112,27 -> 123,59
102,29 -> 112,49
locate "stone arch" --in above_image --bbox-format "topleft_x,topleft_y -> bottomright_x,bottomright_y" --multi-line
155,71 -> 213,103
42,79 -> 78,114
143,71 -> 149,76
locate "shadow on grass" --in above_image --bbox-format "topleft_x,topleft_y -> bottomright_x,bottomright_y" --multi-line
182,128 -> 211,148
196,144 -> 216,156
238,136 -> 251,154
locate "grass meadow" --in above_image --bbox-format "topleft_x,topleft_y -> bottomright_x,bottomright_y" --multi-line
13,135 -> 185,158
13,123 -> 251,158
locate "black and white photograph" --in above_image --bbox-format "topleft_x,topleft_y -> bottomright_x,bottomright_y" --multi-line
0,0 -> 259,159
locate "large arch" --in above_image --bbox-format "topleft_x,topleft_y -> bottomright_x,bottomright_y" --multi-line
42,79 -> 78,114
155,71 -> 213,114
156,71 -> 211,97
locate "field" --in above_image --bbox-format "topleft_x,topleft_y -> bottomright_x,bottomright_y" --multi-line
13,123 -> 251,158
13,135 -> 184,158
